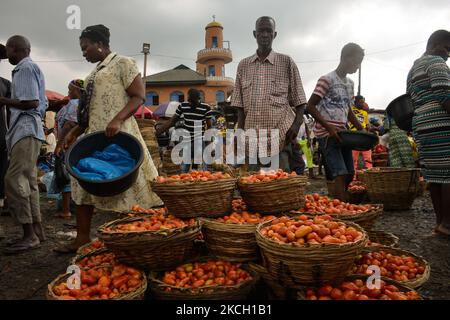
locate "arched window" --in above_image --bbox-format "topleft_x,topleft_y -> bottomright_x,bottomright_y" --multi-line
212,37 -> 218,48
170,91 -> 185,103
145,91 -> 159,106
216,90 -> 225,103
199,90 -> 205,103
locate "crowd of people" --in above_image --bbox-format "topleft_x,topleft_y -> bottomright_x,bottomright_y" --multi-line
0,19 -> 449,255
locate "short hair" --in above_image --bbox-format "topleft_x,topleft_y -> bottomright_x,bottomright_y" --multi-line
255,16 -> 276,30
341,43 -> 364,60
426,29 -> 450,51
7,35 -> 31,51
80,24 -> 110,47
355,95 -> 365,102
188,88 -> 201,100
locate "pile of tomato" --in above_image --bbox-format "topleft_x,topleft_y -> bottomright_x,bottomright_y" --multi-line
156,171 -> 232,183
103,215 -> 195,233
298,194 -> 375,215
215,212 -> 276,224
240,169 -> 297,184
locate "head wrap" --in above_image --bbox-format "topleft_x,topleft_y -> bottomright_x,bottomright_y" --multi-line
69,79 -> 85,91
80,24 -> 110,46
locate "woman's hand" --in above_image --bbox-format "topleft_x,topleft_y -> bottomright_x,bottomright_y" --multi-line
105,118 -> 123,137
63,131 -> 78,150
54,142 -> 64,157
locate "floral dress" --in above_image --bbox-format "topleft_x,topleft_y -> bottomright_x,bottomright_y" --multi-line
71,53 -> 163,211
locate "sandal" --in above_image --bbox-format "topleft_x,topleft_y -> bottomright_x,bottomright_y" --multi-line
4,240 -> 41,254
54,212 -> 72,219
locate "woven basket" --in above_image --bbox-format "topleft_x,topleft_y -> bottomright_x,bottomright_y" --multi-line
150,178 -> 236,218
373,159 -> 389,167
238,175 -> 308,214
297,274 -> 422,300
148,263 -> 259,300
46,265 -> 147,300
353,246 -> 430,289
256,218 -> 368,288
367,230 -> 399,248
247,262 -> 288,300
347,191 -> 367,204
364,168 -> 420,210
301,204 -> 383,232
75,238 -> 105,257
97,217 -> 201,271
71,248 -> 115,269
200,218 -> 262,262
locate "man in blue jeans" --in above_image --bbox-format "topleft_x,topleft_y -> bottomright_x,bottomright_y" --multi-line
306,43 -> 365,201
156,89 -> 213,173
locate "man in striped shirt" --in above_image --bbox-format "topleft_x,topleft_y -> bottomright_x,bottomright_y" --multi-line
306,43 -> 365,201
156,88 -> 213,172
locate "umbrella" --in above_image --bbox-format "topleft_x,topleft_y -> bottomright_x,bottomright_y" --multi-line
153,101 -> 180,118
134,105 -> 153,119
45,90 -> 65,101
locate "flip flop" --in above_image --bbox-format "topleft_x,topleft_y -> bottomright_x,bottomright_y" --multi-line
54,212 -> 72,219
4,241 -> 41,255
53,243 -> 79,254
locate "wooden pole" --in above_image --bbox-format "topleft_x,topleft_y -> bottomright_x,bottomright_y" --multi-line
141,43 -> 150,119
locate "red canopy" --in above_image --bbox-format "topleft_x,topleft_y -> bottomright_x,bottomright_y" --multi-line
134,105 -> 154,119
45,90 -> 66,101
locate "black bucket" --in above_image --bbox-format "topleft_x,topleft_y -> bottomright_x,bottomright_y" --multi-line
65,131 -> 144,197
386,94 -> 414,132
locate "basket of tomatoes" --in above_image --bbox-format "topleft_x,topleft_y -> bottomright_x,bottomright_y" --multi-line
47,264 -> 147,300
97,215 -> 201,270
256,215 -> 368,288
148,259 -> 258,300
75,239 -> 105,257
200,212 -> 277,262
366,230 -> 400,248
238,170 -> 308,214
150,170 -> 236,218
72,248 -> 116,270
297,275 -> 422,300
351,247 -> 430,289
295,194 -> 383,231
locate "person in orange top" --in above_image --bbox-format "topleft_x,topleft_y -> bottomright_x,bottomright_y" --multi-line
349,95 -> 372,172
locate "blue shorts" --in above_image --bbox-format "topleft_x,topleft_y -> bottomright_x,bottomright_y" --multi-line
318,136 -> 354,180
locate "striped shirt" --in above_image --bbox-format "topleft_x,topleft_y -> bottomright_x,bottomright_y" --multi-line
175,102 -> 213,141
312,71 -> 354,137
6,57 -> 47,152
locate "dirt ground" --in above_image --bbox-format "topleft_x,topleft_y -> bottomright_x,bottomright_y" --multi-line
0,176 -> 449,300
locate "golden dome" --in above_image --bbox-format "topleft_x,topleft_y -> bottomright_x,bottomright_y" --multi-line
206,21 -> 223,29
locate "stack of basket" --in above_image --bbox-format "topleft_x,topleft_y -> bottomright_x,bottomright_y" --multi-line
135,118 -> 161,169
364,167 -> 420,210
372,152 -> 389,167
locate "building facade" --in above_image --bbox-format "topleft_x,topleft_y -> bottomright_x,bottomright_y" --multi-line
144,18 -> 234,107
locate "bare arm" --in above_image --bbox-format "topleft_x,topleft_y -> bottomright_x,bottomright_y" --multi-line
306,94 -> 342,142
105,74 -> 145,137
155,114 -> 180,135
55,121 -> 77,156
0,97 -> 38,110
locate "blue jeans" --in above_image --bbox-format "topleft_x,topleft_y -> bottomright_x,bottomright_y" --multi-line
318,136 -> 354,180
180,140 -> 209,173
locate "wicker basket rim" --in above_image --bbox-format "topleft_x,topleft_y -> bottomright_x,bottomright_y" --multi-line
71,247 -> 112,266
297,274 -> 421,299
97,216 -> 201,237
47,266 -> 147,300
365,167 -> 421,174
256,217 -> 368,249
148,264 -> 259,293
300,204 -> 383,218
238,174 -> 307,186
151,177 -> 237,186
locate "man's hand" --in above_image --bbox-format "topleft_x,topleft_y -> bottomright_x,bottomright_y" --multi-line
286,121 -> 301,143
327,125 -> 343,143
54,142 -> 63,157
105,118 -> 123,137
0,97 -> 9,105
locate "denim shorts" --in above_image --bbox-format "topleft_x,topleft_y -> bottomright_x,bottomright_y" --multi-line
317,136 -> 354,180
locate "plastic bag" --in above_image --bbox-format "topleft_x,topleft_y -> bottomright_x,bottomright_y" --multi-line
73,144 -> 136,181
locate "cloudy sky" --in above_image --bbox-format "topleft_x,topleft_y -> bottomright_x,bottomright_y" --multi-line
1,0 -> 449,108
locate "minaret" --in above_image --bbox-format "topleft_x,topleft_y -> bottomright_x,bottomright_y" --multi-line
196,16 -> 232,77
